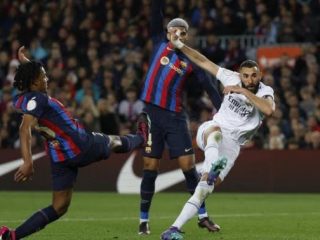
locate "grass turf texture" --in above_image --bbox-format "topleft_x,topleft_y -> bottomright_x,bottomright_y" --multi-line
0,192 -> 320,240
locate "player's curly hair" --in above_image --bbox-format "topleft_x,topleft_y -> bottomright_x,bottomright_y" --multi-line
13,61 -> 43,91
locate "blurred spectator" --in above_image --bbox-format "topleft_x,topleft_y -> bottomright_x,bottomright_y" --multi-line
305,131 -> 320,149
97,98 -> 120,135
299,87 -> 316,117
223,39 -> 246,70
118,87 -> 144,124
75,78 -> 100,104
201,34 -> 225,64
5,59 -> 19,85
0,0 -> 319,151
267,125 -> 286,149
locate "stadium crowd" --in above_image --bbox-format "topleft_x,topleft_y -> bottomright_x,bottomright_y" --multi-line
0,0 -> 319,150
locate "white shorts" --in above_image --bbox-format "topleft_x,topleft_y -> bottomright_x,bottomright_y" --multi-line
196,120 -> 240,181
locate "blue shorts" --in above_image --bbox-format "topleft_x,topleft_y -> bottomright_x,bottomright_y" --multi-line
143,103 -> 194,159
50,132 -> 111,191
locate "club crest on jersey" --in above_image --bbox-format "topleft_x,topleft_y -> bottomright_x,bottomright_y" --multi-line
160,56 -> 170,65
145,146 -> 151,153
180,61 -> 187,68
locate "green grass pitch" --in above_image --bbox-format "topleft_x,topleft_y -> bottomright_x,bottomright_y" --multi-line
1,192 -> 320,239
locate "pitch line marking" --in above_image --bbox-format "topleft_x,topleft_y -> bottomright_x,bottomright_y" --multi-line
1,212 -> 320,223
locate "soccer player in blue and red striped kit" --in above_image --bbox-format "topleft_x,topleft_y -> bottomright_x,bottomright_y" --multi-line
0,47 -> 151,240
138,0 -> 222,235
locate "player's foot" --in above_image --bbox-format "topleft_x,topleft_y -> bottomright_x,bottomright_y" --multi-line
160,226 -> 183,240
138,221 -> 150,235
0,226 -> 15,240
198,217 -> 221,232
207,157 -> 227,185
136,112 -> 151,147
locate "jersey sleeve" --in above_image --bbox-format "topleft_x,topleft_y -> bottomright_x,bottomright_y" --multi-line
257,84 -> 276,111
257,85 -> 274,99
13,92 -> 48,118
216,67 -> 241,86
193,65 -> 222,110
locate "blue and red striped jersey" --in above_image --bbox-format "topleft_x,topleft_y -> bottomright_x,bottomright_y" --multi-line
13,91 -> 90,162
141,41 -> 193,112
141,0 -> 221,112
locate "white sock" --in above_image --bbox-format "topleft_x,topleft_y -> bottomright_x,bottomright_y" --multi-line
198,213 -> 208,219
139,219 -> 148,223
172,181 -> 214,229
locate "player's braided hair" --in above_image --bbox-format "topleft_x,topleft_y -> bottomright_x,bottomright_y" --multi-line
13,61 -> 43,91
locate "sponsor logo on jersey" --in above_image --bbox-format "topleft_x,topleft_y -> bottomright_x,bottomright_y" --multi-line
169,62 -> 184,75
160,57 -> 186,76
227,95 -> 252,117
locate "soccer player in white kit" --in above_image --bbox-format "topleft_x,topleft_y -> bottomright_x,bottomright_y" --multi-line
161,31 -> 276,240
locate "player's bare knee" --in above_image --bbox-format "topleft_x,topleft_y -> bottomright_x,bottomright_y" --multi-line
143,157 -> 159,170
178,155 -> 195,171
53,200 -> 71,216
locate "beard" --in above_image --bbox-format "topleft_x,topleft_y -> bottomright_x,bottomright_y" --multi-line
243,83 -> 259,94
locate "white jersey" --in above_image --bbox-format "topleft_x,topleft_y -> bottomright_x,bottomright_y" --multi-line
213,67 -> 275,145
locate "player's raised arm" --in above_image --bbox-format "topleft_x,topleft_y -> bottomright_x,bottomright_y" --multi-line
150,0 -> 165,42
169,31 -> 220,76
18,46 -> 31,63
14,114 -> 38,182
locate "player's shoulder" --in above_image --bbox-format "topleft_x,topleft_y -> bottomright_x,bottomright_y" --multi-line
217,67 -> 241,85
18,91 -> 48,102
218,67 -> 240,77
257,82 -> 274,97
13,91 -> 48,110
258,82 -> 274,92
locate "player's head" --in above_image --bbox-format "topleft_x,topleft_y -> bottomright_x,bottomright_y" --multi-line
167,18 -> 189,43
14,61 -> 48,92
239,60 -> 262,94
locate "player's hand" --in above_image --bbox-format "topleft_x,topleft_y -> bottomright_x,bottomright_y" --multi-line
14,162 -> 34,183
18,46 -> 30,63
223,85 -> 244,95
168,28 -> 184,49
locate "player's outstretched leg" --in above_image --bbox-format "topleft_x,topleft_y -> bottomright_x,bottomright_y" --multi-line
182,167 -> 218,232
161,157 -> 227,238
160,226 -> 184,240
111,112 -> 151,153
0,226 -> 16,240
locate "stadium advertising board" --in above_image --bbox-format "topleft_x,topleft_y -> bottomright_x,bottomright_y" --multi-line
1,149 -> 320,192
